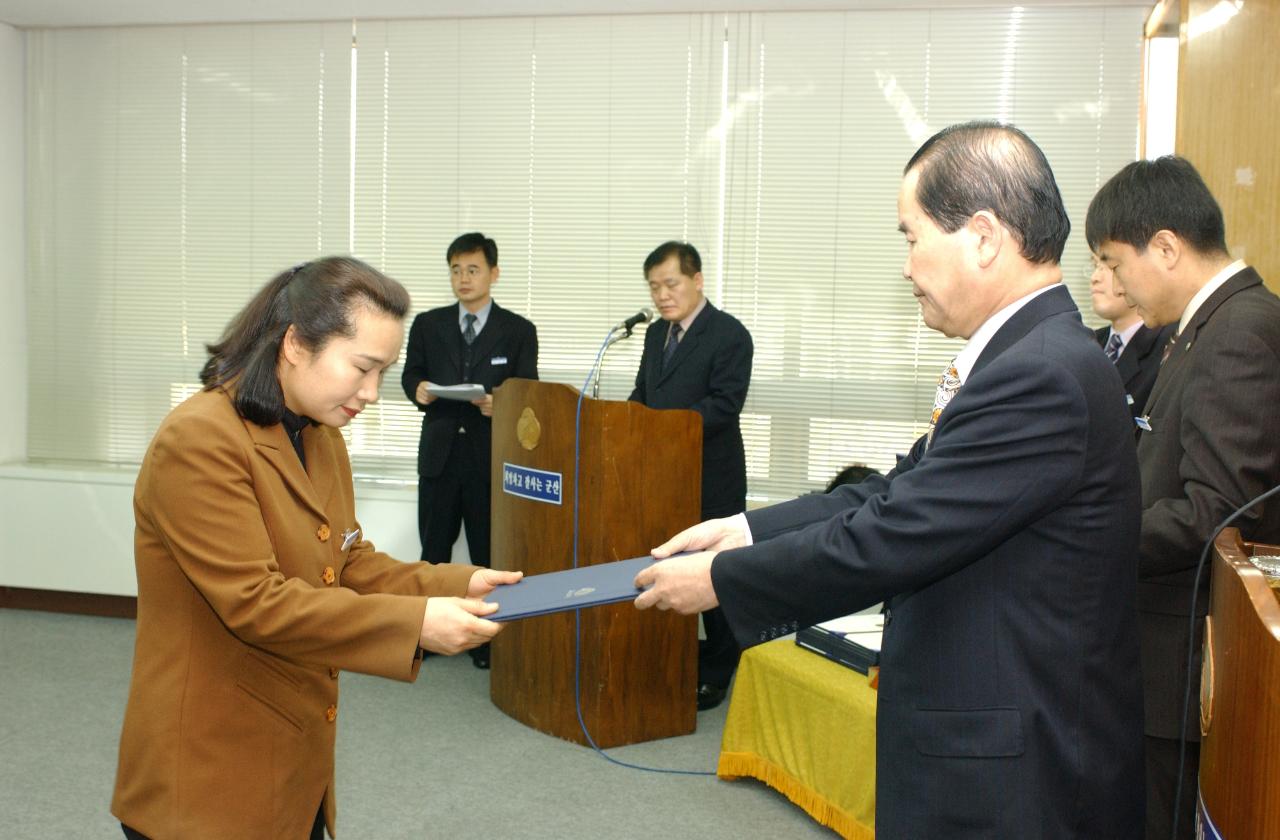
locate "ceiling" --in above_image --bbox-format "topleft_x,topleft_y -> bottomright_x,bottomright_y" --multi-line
0,0 -> 1141,29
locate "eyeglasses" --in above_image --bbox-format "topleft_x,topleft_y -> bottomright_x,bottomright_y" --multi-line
1082,260 -> 1112,279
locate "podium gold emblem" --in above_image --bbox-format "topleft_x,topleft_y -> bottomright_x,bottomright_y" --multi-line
517,407 -> 542,451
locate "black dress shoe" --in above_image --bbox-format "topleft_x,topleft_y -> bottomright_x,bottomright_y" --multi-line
696,683 -> 727,711
471,645 -> 490,670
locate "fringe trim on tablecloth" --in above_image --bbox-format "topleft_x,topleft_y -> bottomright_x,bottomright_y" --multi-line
717,751 -> 874,840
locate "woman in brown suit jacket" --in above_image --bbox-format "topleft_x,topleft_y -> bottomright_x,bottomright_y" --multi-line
111,257 -> 521,840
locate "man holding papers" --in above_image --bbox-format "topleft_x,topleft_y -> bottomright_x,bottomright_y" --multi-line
401,233 -> 538,667
636,122 -> 1144,838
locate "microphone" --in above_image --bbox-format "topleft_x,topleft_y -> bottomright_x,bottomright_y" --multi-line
615,307 -> 656,336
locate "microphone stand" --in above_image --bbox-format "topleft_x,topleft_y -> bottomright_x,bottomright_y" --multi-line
588,308 -> 653,399
590,326 -> 629,399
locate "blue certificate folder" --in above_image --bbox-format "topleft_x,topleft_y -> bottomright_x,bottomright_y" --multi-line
483,555 -> 657,622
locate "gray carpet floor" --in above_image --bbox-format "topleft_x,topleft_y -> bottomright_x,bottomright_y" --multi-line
0,608 -> 839,838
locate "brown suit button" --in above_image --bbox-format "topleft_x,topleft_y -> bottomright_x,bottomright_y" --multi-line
321,566 -> 336,585
317,524 -> 331,541
329,667 -> 339,679
325,704 -> 337,722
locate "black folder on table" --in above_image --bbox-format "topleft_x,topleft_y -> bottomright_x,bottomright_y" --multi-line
483,555 -> 657,622
795,613 -> 884,675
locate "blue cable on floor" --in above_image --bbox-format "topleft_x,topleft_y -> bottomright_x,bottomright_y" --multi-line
568,332 -> 715,777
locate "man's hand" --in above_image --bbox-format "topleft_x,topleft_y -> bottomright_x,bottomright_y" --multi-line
415,381 -> 437,405
466,568 -> 523,599
651,516 -> 748,559
419,597 -> 503,655
634,551 -> 719,614
471,393 -> 494,417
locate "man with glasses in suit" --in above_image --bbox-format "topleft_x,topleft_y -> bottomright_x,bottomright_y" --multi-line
402,232 -> 539,669
1085,253 -> 1173,423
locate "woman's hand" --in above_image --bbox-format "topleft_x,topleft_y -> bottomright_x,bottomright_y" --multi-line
418,597 -> 503,655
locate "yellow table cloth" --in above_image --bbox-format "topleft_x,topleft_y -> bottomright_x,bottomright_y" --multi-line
717,638 -> 877,840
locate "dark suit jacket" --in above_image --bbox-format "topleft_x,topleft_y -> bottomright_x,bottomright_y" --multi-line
400,302 -> 538,478
629,301 -> 753,518
113,388 -> 475,839
1094,321 -> 1174,420
1134,266 -> 1280,741
711,286 -> 1144,838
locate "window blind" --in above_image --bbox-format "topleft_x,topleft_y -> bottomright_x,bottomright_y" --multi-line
721,6 -> 1145,498
27,22 -> 353,463
26,6 -> 1146,501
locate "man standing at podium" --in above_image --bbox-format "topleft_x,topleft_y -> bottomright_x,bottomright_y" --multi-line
629,241 -> 753,711
401,232 -> 539,669
1086,157 -> 1280,840
636,122 -> 1145,838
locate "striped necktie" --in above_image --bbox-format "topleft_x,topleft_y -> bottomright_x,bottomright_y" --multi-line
1104,331 -> 1124,363
662,323 -> 683,370
1160,330 -> 1179,365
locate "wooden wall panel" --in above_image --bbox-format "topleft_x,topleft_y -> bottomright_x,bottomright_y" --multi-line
1176,0 -> 1280,291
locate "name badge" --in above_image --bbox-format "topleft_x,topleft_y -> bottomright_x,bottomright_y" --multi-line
1125,394 -> 1135,405
491,356 -> 508,365
1135,416 -> 1152,432
341,527 -> 361,551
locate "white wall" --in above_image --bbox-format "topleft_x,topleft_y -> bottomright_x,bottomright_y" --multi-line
0,23 -> 25,464
0,464 -> 427,595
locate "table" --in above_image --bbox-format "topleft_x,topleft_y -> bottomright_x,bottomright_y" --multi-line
717,638 -> 877,839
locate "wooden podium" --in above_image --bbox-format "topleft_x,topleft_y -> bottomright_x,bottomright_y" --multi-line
487,378 -> 701,748
1198,528 -> 1280,839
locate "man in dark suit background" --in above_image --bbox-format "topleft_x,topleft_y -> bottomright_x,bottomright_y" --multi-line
629,240 -> 753,711
1088,156 -> 1280,840
1087,252 -> 1173,421
635,122 -> 1145,838
401,232 -> 538,668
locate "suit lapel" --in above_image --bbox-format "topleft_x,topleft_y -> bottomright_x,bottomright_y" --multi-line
971,285 -> 1079,377
246,420 -> 330,522
656,302 -> 714,386
1114,328 -> 1145,387
302,427 -> 339,515
435,307 -> 464,377
1144,269 -> 1261,413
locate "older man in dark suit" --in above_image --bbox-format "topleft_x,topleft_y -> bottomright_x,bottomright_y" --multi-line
635,122 -> 1145,838
401,232 -> 538,668
629,240 -> 753,710
1087,253 -> 1173,422
1088,156 -> 1280,840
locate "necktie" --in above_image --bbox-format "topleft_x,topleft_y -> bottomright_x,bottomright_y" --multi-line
926,358 -> 961,448
1104,331 -> 1124,363
662,323 -> 683,370
1160,330 -> 1179,365
463,313 -> 477,346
